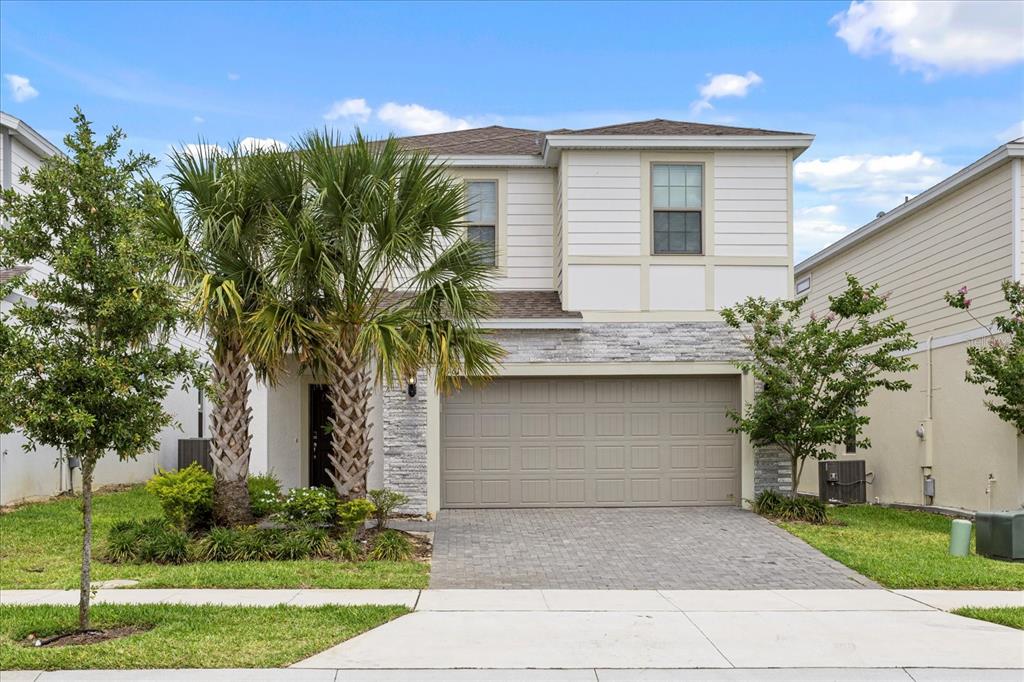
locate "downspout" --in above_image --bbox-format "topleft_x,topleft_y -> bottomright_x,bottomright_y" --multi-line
920,335 -> 934,505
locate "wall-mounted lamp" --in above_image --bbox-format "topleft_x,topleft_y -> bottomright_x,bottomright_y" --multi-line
915,424 -> 926,440
407,376 -> 417,397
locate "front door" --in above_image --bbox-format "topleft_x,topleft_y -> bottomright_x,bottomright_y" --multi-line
308,384 -> 334,489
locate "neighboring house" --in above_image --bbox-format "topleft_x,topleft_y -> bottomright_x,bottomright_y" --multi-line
248,119 -> 815,514
794,137 -> 1024,512
0,112 -> 207,504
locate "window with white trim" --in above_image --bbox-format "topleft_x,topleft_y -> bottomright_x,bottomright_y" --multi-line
652,163 -> 702,254
466,180 -> 497,265
796,275 -> 812,295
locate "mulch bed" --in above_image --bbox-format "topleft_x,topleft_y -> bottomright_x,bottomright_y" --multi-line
24,624 -> 153,648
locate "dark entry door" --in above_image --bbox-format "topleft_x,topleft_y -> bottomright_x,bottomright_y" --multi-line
308,384 -> 334,489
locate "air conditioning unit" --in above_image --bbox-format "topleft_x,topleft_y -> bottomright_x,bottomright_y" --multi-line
177,438 -> 213,473
818,460 -> 867,504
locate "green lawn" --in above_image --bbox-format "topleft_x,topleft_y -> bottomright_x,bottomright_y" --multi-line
0,603 -> 407,669
952,606 -> 1024,630
782,505 -> 1024,589
0,486 -> 429,589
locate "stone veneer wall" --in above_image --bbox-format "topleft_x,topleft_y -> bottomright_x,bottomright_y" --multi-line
380,322 -> 790,513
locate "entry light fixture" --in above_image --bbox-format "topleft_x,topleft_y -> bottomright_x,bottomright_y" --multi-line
407,376 -> 417,397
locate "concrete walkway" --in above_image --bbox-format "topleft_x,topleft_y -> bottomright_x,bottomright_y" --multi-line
3,587 -> 1019,610
294,589 -> 1024,670
6,669 -> 1024,681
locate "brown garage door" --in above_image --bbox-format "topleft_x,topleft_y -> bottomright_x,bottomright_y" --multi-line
441,375 -> 740,508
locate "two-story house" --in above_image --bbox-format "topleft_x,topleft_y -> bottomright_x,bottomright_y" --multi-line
794,137 -> 1023,512
248,119 -> 814,514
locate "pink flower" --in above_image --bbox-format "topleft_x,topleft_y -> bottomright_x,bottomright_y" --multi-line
963,298 -> 972,309
957,285 -> 969,295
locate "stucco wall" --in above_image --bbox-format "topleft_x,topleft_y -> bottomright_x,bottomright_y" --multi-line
796,338 -> 1021,511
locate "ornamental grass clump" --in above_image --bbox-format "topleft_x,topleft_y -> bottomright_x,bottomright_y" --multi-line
369,529 -> 413,561
752,489 -> 829,524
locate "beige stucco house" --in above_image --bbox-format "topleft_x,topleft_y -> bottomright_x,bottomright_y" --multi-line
794,137 -> 1024,512
248,120 -> 815,514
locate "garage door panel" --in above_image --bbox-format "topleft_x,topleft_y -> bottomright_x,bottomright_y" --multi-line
441,376 -> 740,508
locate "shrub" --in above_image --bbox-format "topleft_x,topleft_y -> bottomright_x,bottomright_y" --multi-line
248,473 -> 283,517
278,487 -> 337,526
334,537 -> 361,562
232,526 -> 274,561
272,532 -> 313,560
294,527 -> 333,558
367,488 -> 409,530
193,526 -> 239,562
104,518 -> 189,564
145,464 -> 214,530
337,498 -> 376,536
369,529 -> 413,561
752,489 -> 829,524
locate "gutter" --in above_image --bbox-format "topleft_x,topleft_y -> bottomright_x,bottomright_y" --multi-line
542,133 -> 816,165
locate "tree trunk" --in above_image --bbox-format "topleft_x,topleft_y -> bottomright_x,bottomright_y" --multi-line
209,338 -> 254,526
78,457 -> 94,631
790,456 -> 805,499
326,337 -> 372,498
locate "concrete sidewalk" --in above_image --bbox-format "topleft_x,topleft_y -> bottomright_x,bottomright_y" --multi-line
293,589 -> 1024,670
2,587 -> 1019,610
0,588 -> 420,608
5,669 -> 1024,681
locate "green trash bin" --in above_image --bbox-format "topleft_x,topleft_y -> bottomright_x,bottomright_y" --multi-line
949,519 -> 971,557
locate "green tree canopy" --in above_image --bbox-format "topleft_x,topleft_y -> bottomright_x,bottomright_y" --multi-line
0,108 -> 200,629
721,275 -> 917,495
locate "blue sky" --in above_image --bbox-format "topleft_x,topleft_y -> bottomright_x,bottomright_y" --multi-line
2,1 -> 1022,261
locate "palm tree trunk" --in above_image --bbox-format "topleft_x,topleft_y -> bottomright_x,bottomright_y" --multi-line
210,338 -> 255,525
78,456 -> 94,631
326,336 -> 372,498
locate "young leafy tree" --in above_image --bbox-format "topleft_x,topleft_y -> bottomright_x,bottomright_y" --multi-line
721,275 -> 917,496
0,109 -> 200,630
945,281 -> 1024,433
250,131 -> 505,498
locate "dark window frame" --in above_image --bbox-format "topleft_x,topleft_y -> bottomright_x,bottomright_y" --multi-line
651,163 -> 704,256
465,180 -> 498,266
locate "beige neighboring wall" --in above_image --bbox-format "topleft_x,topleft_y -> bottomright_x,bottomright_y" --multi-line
795,150 -> 1023,512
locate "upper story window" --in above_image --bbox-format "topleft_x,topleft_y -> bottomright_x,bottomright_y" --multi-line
466,180 -> 497,266
796,275 -> 812,295
652,163 -> 702,255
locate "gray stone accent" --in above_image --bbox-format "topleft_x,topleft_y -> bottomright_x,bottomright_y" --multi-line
492,322 -> 747,363
381,370 -> 427,514
754,447 -> 794,496
378,322 -> 785,510
431,508 -> 875,589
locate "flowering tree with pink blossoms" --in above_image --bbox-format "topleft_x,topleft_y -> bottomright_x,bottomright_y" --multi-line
946,280 -> 1024,433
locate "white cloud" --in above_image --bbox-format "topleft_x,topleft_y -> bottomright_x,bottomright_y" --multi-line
4,74 -> 39,102
227,73 -> 240,81
323,98 -> 372,122
177,142 -> 226,158
691,71 -> 763,115
193,115 -> 205,124
996,120 -> 1024,142
794,151 -> 949,194
237,137 -> 289,153
794,205 -> 854,260
377,102 -> 472,134
832,1 -> 1024,77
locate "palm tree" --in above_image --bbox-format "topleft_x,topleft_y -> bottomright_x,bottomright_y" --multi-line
150,144 -> 281,525
253,131 -> 505,498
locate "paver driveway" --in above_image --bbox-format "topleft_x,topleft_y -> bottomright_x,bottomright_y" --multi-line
430,507 -> 875,589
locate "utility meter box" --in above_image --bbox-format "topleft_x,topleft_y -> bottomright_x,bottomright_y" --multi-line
975,510 -> 1024,561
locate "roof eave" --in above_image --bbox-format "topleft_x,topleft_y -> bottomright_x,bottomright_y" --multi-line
795,142 -> 1020,275
435,154 -> 550,168
0,112 -> 62,159
542,134 -> 815,165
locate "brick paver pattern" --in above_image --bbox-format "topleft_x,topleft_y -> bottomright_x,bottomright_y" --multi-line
430,507 -> 876,589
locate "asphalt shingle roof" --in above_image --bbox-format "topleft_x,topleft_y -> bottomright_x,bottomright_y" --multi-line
392,118 -> 804,156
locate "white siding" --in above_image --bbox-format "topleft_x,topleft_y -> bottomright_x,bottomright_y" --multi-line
799,164 -> 1014,341
566,264 -> 642,311
715,265 -> 789,309
713,152 -> 789,257
9,136 -> 44,194
497,168 -> 556,290
564,151 -> 643,256
649,265 -> 705,310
